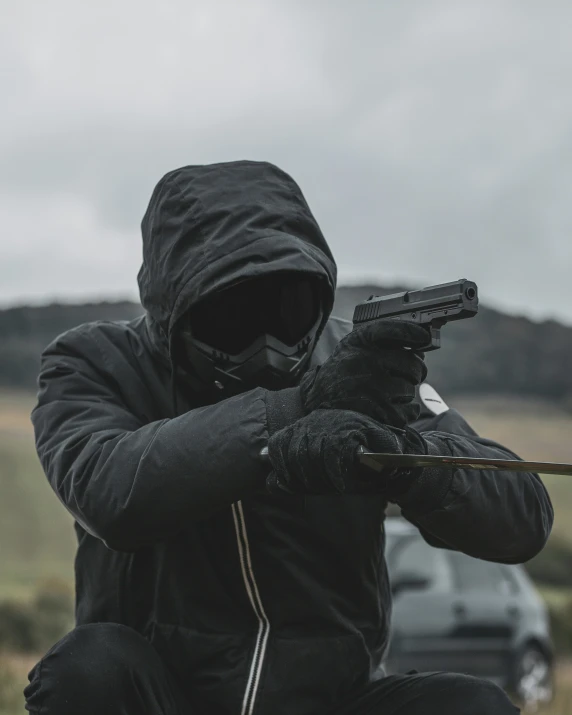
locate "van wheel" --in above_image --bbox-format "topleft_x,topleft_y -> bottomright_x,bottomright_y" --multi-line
511,645 -> 553,711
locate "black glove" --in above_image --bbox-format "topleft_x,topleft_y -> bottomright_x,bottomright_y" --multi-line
299,320 -> 428,428
267,408 -> 428,497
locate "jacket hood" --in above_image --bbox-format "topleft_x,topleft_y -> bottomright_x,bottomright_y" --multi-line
138,160 -> 337,359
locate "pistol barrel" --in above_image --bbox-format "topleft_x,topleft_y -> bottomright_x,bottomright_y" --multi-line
352,279 -> 478,327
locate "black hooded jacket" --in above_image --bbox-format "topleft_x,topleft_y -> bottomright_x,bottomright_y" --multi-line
32,161 -> 553,715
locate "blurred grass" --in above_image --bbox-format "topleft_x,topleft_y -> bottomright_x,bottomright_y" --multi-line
539,587 -> 572,613
535,662 -> 572,714
0,654 -> 33,715
0,390 -> 75,601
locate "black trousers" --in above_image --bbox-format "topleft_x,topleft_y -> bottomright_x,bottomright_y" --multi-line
24,624 -> 519,714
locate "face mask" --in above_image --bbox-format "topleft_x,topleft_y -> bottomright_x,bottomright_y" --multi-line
178,274 -> 323,393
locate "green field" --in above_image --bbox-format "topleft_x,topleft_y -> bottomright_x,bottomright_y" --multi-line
0,391 -> 75,601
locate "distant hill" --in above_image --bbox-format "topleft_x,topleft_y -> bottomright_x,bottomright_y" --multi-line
0,301 -> 143,390
1,286 -> 572,407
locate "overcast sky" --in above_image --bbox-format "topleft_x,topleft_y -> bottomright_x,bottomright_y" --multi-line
1,0 -> 571,323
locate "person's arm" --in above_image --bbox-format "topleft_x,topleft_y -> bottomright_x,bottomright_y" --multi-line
397,404 -> 554,564
32,327 -> 294,553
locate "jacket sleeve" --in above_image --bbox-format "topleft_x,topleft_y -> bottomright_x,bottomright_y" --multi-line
396,405 -> 554,565
31,327 -> 290,553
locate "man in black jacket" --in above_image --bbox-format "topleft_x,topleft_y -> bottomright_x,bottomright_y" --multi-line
26,161 -> 552,714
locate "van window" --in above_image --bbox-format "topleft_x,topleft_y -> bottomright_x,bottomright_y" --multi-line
389,536 -> 453,593
447,551 -> 514,595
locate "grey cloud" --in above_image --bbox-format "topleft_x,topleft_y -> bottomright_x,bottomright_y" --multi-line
1,0 -> 572,322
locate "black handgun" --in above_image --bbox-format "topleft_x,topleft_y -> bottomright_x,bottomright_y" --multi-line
352,279 -> 479,351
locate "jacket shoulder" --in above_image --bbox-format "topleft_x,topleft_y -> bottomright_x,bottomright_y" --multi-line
37,316 -> 169,421
42,316 -> 148,362
413,383 -> 479,438
39,316 -> 164,401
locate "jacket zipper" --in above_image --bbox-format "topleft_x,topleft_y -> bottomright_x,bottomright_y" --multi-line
231,501 -> 270,715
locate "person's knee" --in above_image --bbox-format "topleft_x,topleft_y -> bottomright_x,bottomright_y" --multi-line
441,673 -> 518,714
49,623 -> 146,684
25,623 -> 153,712
472,678 -> 518,713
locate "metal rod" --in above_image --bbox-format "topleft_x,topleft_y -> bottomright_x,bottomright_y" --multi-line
356,448 -> 572,476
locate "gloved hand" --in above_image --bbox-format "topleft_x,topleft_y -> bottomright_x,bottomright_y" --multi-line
267,408 -> 428,497
299,320 -> 428,428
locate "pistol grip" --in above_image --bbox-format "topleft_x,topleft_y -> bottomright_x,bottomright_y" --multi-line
427,326 -> 441,351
